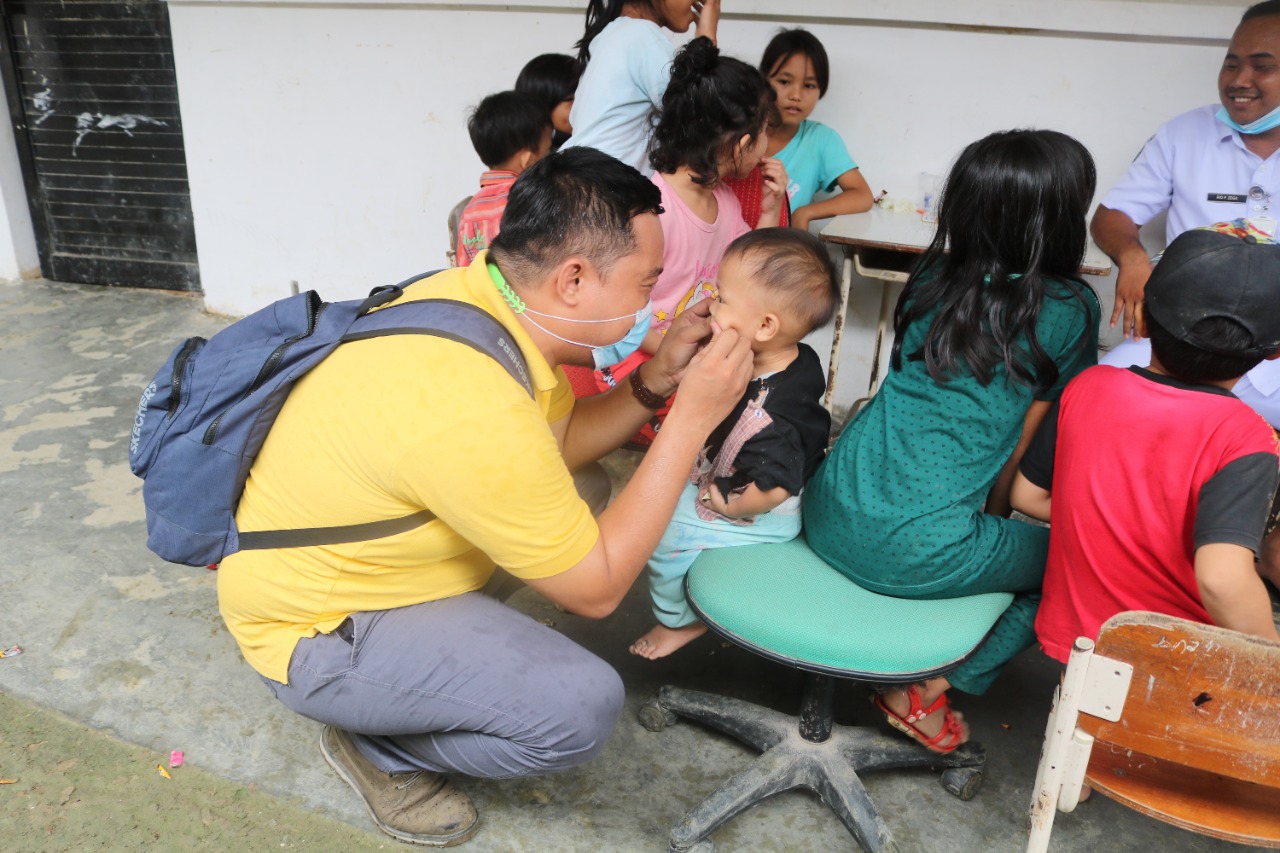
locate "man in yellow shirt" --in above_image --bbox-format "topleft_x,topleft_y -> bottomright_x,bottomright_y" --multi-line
216,147 -> 755,846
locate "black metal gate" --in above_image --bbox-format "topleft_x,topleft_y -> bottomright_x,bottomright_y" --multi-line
0,0 -> 199,291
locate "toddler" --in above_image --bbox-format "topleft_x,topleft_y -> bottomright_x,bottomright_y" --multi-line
630,228 -> 837,659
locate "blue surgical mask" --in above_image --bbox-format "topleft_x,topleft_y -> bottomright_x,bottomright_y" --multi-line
1217,103 -> 1280,135
487,262 -> 651,369
521,302 -> 653,369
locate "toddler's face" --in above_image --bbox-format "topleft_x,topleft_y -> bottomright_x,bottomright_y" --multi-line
768,52 -> 821,129
709,255 -> 769,349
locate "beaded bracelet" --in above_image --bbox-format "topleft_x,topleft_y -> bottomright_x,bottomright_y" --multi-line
629,367 -> 667,410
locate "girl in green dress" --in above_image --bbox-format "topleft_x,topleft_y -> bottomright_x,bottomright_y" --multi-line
803,129 -> 1101,753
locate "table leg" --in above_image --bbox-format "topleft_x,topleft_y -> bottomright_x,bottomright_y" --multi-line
823,250 -> 854,412
868,279 -> 895,397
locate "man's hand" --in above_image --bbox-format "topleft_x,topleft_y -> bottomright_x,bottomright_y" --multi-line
668,324 -> 754,435
693,0 -> 720,43
1110,251 -> 1153,339
645,299 -> 715,396
1091,204 -> 1153,340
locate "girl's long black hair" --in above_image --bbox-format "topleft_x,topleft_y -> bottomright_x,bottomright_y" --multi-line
891,129 -> 1096,391
515,53 -> 580,149
648,37 -> 773,186
577,0 -> 653,65
516,54 -> 579,113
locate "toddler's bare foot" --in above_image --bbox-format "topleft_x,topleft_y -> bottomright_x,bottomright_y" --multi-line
629,623 -> 707,659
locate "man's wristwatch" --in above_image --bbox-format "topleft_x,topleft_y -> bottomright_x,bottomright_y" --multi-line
629,367 -> 668,410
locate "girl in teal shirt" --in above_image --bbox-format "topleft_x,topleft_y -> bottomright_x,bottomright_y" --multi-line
803,130 -> 1101,754
760,29 -> 874,230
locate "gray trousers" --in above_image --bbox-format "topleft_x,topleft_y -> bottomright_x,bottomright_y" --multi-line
262,591 -> 625,779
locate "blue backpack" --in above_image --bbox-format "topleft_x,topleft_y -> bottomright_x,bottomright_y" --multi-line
128,275 -> 533,567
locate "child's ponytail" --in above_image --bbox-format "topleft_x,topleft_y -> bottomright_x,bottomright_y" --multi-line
648,37 -> 774,186
576,0 -> 632,66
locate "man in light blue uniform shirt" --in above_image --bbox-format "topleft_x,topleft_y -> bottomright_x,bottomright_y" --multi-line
1093,0 -> 1280,427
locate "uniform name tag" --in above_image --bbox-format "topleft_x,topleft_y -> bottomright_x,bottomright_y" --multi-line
1207,193 -> 1247,203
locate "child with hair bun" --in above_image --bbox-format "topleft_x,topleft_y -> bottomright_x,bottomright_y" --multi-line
585,37 -> 786,446
643,37 -> 785,342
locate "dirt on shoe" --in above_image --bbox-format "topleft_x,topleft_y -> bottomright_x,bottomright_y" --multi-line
321,727 -> 479,847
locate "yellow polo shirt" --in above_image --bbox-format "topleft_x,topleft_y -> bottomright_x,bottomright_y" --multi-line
217,255 -> 597,683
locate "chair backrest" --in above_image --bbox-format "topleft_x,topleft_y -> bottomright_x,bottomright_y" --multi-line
1081,611 -> 1280,845
1083,611 -> 1280,781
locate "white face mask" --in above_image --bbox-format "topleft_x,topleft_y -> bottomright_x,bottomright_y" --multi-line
519,302 -> 653,369
1218,103 -> 1280,135
488,263 -> 652,368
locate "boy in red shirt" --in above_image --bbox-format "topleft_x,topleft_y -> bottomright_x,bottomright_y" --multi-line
1013,229 -> 1280,660
455,91 -> 552,267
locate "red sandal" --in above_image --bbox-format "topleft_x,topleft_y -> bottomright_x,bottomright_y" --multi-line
874,684 -> 967,754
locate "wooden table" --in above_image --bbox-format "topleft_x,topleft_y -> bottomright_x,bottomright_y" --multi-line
818,208 -> 1113,410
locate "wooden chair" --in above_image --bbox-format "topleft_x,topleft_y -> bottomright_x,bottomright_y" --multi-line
639,536 -> 1012,852
1027,611 -> 1280,851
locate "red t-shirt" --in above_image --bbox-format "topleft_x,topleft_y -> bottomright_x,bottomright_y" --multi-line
1021,366 -> 1279,662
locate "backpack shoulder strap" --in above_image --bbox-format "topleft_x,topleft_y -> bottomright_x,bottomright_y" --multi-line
236,297 -> 535,553
344,298 -> 534,398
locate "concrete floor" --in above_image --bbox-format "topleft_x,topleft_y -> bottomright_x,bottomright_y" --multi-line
0,275 -> 1266,852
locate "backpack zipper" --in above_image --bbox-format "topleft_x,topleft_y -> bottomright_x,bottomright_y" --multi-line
202,296 -> 323,446
167,337 -> 205,418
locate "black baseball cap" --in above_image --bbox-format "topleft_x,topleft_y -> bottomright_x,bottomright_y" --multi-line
1144,228 -> 1280,356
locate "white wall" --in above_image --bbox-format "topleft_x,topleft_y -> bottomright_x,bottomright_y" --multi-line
167,0 -> 1245,400
0,91 -> 40,281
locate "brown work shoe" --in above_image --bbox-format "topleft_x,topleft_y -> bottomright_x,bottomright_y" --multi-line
320,726 -> 479,846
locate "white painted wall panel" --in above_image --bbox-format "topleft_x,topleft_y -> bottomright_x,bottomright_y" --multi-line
167,2 -> 1239,400
0,91 -> 39,282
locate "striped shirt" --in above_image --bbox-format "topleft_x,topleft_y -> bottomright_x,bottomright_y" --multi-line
456,170 -> 518,266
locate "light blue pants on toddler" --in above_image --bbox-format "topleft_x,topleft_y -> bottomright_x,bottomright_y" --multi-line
648,480 -> 803,628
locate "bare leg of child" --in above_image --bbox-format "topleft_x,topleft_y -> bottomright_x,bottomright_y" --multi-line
629,623 -> 707,659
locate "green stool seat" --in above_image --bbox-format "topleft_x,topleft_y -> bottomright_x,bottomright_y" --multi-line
687,536 -> 1013,679
640,535 -> 1011,853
